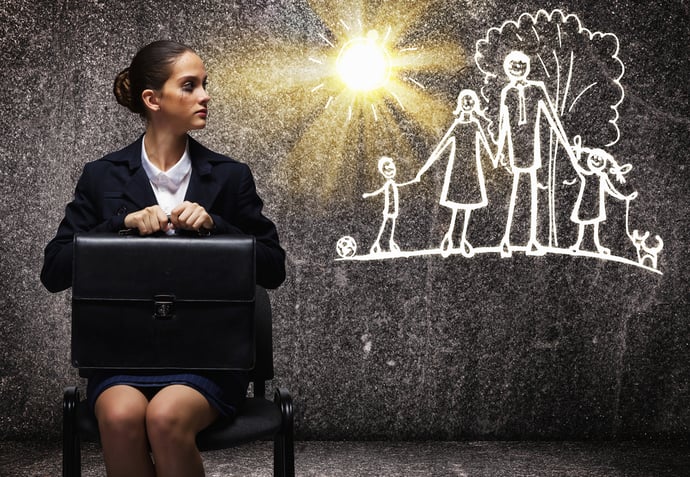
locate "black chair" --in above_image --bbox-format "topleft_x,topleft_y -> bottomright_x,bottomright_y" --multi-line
62,286 -> 294,477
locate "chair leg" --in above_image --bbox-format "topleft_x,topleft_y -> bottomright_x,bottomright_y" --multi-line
273,388 -> 294,477
63,386 -> 81,477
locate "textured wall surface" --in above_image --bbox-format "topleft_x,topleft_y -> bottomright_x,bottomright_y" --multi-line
1,0 -> 688,440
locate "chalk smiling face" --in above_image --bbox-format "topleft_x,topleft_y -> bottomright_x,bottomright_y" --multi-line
378,157 -> 397,179
460,93 -> 475,112
587,152 -> 607,172
504,51 -> 530,80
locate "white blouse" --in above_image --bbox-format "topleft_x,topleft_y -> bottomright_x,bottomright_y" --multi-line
141,137 -> 192,233
141,137 -> 192,214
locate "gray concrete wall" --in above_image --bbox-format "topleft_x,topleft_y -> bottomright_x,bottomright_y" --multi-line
1,0 -> 688,440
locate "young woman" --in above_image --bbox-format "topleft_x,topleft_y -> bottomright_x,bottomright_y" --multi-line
40,40 -> 286,477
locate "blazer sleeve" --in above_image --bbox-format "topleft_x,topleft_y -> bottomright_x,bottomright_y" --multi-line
210,164 -> 286,290
40,163 -> 126,293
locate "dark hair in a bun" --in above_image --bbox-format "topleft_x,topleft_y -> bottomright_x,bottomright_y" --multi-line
113,67 -> 133,110
113,40 -> 194,116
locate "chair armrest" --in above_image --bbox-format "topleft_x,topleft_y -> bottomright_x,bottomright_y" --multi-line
64,387 -> 80,424
63,386 -> 81,475
273,387 -> 293,433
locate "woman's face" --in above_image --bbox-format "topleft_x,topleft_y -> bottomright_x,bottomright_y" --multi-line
154,51 -> 210,133
460,94 -> 475,112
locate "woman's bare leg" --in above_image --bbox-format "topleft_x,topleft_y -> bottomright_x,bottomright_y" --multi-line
95,385 -> 155,477
146,385 -> 219,477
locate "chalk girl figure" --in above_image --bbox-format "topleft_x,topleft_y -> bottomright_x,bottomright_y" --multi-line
413,89 -> 494,257
570,135 -> 636,255
40,41 -> 285,477
363,156 -> 410,254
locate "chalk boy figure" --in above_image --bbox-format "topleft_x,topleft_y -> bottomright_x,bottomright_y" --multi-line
363,156 -> 411,254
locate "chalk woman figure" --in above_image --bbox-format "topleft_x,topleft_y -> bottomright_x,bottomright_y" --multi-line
40,40 -> 286,477
414,89 -> 494,257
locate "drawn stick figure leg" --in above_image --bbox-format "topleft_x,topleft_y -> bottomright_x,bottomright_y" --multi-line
572,224 -> 585,253
500,173 -> 521,257
441,209 -> 458,257
460,209 -> 474,258
370,217 -> 388,254
593,222 -> 610,255
526,170 -> 546,256
389,218 -> 400,253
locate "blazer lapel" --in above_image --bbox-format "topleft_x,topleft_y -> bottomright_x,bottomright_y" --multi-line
184,138 -> 222,208
115,135 -> 223,210
119,136 -> 158,209
122,167 -> 158,209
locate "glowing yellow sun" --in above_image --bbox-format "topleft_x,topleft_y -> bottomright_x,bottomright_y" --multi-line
209,0 -> 466,201
336,30 -> 391,92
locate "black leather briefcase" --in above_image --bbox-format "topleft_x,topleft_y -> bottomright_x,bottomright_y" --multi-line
71,233 -> 256,371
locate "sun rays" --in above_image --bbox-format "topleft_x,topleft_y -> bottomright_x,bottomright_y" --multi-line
208,0 -> 465,201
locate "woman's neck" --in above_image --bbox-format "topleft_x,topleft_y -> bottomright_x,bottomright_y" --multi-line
143,126 -> 187,172
459,111 -> 473,123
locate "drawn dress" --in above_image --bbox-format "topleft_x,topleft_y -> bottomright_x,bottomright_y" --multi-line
438,117 -> 488,210
571,168 -> 612,224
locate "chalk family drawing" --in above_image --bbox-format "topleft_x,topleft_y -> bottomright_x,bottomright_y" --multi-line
335,9 -> 663,274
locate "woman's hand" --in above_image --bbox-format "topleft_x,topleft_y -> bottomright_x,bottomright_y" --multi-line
170,201 -> 214,233
124,205 -> 170,235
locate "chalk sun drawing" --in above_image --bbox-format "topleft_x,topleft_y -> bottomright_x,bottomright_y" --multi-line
336,9 -> 663,275
208,0 -> 464,201
288,0 -> 466,198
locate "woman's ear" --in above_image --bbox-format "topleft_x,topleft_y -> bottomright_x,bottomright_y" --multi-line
141,89 -> 160,113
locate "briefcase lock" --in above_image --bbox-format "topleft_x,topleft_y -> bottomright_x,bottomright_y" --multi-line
153,295 -> 175,320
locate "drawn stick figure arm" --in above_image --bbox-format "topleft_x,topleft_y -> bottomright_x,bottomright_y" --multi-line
569,136 -> 589,175
418,122 -> 458,179
603,174 -> 632,201
537,84 -> 578,165
494,95 -> 511,166
362,185 -> 386,198
541,103 -> 577,167
475,120 -> 495,165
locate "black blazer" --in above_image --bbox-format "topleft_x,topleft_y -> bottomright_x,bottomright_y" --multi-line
41,135 -> 286,292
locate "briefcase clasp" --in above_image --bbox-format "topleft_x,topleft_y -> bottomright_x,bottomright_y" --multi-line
153,295 -> 175,320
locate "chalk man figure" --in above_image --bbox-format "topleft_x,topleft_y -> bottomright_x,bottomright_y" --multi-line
495,51 -> 578,257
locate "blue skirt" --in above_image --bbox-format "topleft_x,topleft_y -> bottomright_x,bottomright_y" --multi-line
87,371 -> 249,418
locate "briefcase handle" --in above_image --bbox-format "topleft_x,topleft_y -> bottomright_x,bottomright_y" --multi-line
118,213 -> 212,236
118,227 -> 211,237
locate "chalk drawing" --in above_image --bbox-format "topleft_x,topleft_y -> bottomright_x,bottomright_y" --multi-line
362,156 -> 412,254
569,135 -> 637,255
411,89 -> 495,258
335,9 -> 663,274
494,50 -> 578,257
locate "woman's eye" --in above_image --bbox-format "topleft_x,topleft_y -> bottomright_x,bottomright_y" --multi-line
182,82 -> 194,91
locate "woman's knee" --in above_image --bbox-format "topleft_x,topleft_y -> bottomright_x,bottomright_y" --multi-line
146,399 -> 194,447
95,387 -> 148,438
146,386 -> 216,448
